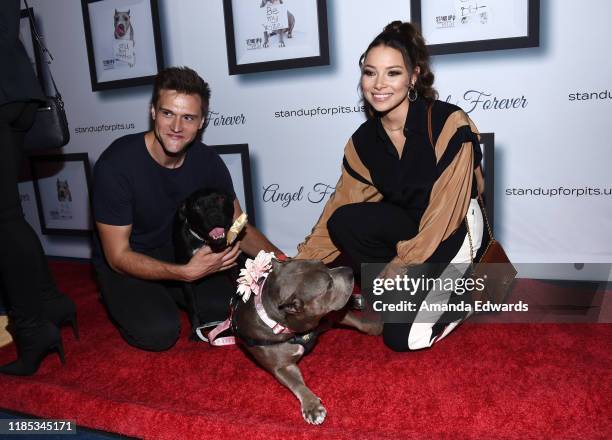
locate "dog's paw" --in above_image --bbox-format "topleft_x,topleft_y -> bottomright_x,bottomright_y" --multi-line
279,42 -> 285,48
263,42 -> 269,48
301,398 -> 326,425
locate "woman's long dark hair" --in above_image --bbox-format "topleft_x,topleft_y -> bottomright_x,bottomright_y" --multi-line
360,21 -> 437,115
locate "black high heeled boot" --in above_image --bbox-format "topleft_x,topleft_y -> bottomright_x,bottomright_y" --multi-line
0,320 -> 64,376
41,292 -> 78,340
36,252 -> 79,339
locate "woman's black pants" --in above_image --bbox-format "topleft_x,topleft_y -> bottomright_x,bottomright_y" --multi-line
0,101 -> 68,330
328,201 -> 471,352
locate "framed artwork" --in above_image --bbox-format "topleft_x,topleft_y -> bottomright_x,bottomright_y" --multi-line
81,0 -> 164,91
479,132 -> 494,230
19,7 -> 44,89
410,0 -> 540,55
211,144 -> 256,226
30,153 -> 93,236
222,0 -> 330,75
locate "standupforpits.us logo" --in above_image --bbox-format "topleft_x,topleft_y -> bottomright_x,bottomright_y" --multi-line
568,89 -> 612,102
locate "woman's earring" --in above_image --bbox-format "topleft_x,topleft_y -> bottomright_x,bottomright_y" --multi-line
408,83 -> 418,102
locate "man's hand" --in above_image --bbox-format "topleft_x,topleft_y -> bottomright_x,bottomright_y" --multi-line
181,242 -> 241,282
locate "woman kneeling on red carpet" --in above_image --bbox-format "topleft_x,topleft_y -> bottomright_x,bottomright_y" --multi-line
295,21 -> 485,351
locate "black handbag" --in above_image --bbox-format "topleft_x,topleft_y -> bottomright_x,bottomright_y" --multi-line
23,2 -> 70,152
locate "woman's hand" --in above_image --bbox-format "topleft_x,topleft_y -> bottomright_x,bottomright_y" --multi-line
377,257 -> 407,281
181,243 -> 241,282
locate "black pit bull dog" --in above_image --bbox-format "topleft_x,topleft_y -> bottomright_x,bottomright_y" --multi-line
173,188 -> 236,336
231,258 -> 382,424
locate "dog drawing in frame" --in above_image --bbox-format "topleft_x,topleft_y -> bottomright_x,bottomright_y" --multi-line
113,9 -> 135,67
56,179 -> 72,202
260,0 -> 295,48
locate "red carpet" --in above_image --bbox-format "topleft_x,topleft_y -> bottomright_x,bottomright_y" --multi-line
0,261 -> 610,439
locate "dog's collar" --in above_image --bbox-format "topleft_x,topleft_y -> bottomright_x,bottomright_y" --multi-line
188,227 -> 206,243
253,281 -> 293,335
236,250 -> 294,335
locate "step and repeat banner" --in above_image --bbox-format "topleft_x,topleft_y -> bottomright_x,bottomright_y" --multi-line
17,0 -> 612,280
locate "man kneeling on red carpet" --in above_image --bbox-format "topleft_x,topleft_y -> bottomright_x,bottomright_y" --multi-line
92,66 -> 283,351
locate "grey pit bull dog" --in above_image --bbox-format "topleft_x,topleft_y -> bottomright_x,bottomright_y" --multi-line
231,258 -> 382,424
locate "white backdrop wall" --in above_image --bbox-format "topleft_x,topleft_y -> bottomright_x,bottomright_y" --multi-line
17,0 -> 612,279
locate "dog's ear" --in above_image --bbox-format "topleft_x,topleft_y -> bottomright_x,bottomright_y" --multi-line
279,294 -> 304,315
260,0 -> 266,8
271,258 -> 283,273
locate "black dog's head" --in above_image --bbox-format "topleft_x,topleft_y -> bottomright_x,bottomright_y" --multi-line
178,188 -> 234,253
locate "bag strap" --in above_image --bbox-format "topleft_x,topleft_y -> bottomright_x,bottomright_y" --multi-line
23,1 -> 62,100
426,102 -> 494,263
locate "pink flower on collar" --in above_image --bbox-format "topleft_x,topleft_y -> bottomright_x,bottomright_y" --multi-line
236,250 -> 275,302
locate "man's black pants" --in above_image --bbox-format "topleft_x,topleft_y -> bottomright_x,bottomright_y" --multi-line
94,246 -> 235,351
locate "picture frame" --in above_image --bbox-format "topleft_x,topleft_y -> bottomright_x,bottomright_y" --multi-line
410,0 -> 540,55
211,144 -> 257,226
479,132 -> 494,230
81,0 -> 164,91
30,153 -> 93,236
222,0 -> 330,75
19,7 -> 44,89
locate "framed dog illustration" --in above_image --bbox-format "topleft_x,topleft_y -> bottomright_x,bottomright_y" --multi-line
211,144 -> 257,226
30,153 -> 93,236
81,0 -> 164,91
410,0 -> 539,55
223,0 -> 330,75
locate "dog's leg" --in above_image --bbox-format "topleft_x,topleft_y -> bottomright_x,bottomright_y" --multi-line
263,31 -> 270,48
278,30 -> 285,47
339,310 -> 383,336
248,344 -> 326,425
276,363 -> 325,424
287,12 -> 295,38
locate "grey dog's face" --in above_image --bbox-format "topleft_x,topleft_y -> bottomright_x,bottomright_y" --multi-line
266,260 -> 354,333
114,9 -> 131,37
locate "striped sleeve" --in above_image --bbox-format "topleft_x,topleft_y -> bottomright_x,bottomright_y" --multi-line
395,110 -> 478,265
295,138 -> 382,262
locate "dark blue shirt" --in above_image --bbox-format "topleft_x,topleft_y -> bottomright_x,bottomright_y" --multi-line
92,132 -> 235,261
